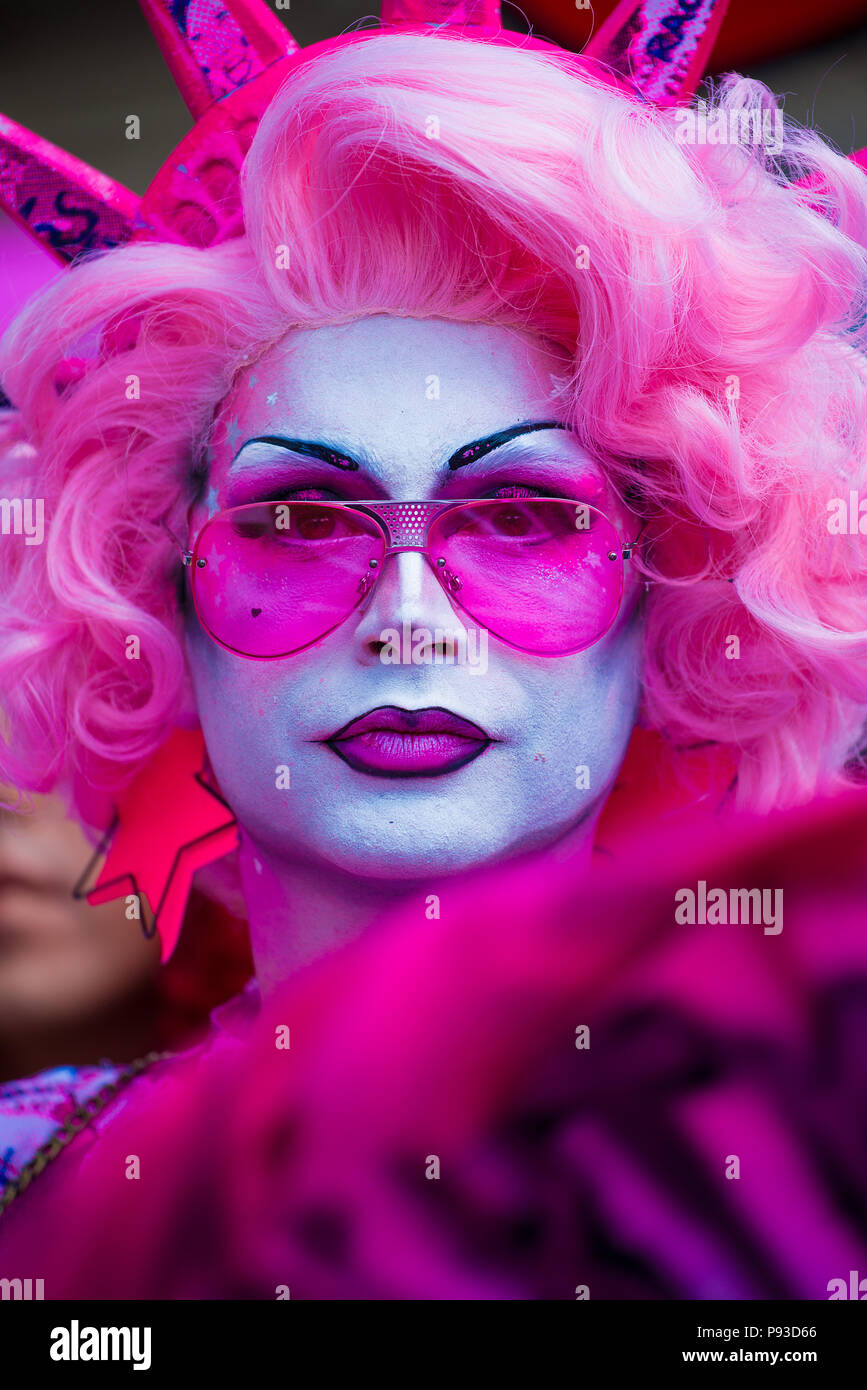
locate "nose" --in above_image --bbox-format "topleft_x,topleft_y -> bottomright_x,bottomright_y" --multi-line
352,549 -> 472,664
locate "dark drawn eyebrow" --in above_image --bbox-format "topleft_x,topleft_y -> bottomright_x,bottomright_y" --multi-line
239,436 -> 360,470
233,422 -> 568,475
446,422 -> 567,470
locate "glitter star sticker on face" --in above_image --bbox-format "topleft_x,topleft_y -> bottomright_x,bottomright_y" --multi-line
224,418 -> 243,452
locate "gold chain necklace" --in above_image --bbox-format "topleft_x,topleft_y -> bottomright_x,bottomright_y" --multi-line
0,1050 -> 173,1216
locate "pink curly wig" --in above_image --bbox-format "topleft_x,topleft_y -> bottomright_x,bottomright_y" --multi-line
1,30 -> 866,818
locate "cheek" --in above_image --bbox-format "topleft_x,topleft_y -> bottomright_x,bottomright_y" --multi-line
185,623 -> 274,776
184,621 -> 326,819
514,610 -> 643,772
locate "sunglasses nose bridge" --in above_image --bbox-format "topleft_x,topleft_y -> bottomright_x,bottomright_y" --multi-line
371,546 -> 448,604
354,546 -> 470,651
365,500 -> 445,551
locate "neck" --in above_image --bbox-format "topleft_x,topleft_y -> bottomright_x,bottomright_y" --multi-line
239,836 -> 421,995
240,813 -> 601,998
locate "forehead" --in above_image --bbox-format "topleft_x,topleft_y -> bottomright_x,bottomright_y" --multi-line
209,316 -> 571,492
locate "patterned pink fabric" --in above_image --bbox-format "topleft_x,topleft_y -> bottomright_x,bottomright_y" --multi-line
0,979 -> 258,1199
586,0 -> 730,104
0,114 -> 137,265
137,1 -> 298,119
0,1064 -> 125,1192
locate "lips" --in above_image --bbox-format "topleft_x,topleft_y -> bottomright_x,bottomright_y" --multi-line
325,706 -> 492,778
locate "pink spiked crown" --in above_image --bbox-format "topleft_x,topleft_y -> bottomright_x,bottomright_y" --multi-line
0,0 -> 735,269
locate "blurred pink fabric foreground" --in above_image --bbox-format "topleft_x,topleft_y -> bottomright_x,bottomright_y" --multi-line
2,786 -> 867,1300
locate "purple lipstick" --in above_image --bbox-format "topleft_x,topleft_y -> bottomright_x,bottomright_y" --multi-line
325,706 -> 492,777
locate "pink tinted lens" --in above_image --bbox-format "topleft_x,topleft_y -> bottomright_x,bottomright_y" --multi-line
192,502 -> 384,657
429,498 -> 624,655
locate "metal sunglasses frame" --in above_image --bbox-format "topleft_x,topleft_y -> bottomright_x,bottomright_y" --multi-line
181,496 -> 643,659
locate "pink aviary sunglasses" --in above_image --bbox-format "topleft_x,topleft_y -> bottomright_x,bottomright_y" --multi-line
182,494 -> 642,659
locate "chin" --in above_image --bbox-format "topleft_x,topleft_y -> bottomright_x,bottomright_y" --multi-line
276,800 -> 595,882
325,842 -> 502,882
256,809 -> 512,882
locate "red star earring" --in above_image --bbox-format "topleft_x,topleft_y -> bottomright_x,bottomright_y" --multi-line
74,727 -> 240,961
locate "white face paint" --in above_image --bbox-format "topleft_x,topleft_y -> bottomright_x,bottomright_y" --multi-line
185,315 -> 644,887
